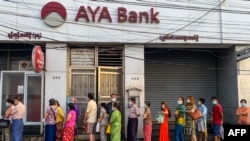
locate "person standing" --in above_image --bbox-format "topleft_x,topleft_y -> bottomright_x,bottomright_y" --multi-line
62,103 -> 76,141
84,93 -> 97,141
143,101 -> 152,141
211,96 -> 223,141
98,103 -> 109,141
185,96 -> 197,141
174,97 -> 186,141
127,97 -> 141,141
107,94 -> 119,141
110,103 -> 121,141
69,97 -> 80,118
197,98 -> 208,141
55,100 -> 65,141
159,101 -> 171,141
3,98 -> 15,141
69,97 -> 79,139
236,99 -> 250,125
44,98 -> 58,141
12,96 -> 26,141
107,94 -> 118,115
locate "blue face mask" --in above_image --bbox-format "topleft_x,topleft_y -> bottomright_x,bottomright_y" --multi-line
5,102 -> 9,107
241,103 -> 246,107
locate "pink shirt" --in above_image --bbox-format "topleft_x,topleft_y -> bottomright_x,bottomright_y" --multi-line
65,110 -> 76,127
128,104 -> 140,118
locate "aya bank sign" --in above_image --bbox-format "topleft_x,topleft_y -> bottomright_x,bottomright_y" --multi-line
41,1 -> 160,27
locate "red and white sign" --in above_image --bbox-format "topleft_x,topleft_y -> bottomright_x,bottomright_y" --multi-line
32,45 -> 44,73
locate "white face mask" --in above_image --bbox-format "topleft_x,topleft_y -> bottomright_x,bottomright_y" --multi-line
198,101 -> 201,105
187,99 -> 190,103
177,100 -> 183,105
212,100 -> 217,105
128,101 -> 132,107
161,105 -> 165,109
111,98 -> 116,102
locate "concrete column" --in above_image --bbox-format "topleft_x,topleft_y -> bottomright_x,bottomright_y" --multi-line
217,47 -> 238,124
45,43 -> 67,114
124,44 -> 145,139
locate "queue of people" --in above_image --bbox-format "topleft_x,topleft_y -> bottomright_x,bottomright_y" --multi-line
3,97 -> 26,141
2,94 -> 250,141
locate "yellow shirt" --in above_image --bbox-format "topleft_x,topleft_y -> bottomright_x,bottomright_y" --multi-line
86,100 -> 97,123
56,107 -> 64,123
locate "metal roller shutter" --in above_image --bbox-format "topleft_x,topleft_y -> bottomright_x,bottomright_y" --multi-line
145,49 -> 217,119
0,52 -> 7,71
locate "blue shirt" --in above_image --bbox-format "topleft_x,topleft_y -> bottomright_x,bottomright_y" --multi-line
198,104 -> 207,121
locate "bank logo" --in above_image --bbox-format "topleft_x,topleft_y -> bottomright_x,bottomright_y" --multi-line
41,2 -> 67,27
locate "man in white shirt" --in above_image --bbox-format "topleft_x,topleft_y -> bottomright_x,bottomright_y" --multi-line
84,93 -> 97,141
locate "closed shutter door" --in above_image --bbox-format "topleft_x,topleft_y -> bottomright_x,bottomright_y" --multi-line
0,52 -> 7,71
145,49 -> 217,118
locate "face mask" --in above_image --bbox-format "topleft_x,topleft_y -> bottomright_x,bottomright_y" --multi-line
241,103 -> 246,107
5,103 -> 9,107
177,100 -> 182,105
212,100 -> 217,105
144,104 -> 147,108
111,98 -> 116,102
161,105 -> 165,109
128,101 -> 132,107
198,101 -> 201,105
187,99 -> 190,103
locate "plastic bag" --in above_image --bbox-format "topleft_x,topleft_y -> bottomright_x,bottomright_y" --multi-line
156,113 -> 164,123
220,126 -> 224,140
95,122 -> 100,133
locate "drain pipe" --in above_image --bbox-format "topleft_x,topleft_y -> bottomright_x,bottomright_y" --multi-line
219,0 -> 223,44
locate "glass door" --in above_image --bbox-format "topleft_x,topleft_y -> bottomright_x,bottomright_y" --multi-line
0,71 -> 42,125
25,74 -> 42,124
0,72 -> 25,116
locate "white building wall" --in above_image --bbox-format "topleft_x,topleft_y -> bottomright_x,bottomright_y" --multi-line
124,45 -> 145,138
237,46 -> 250,107
45,43 -> 67,114
0,0 -> 222,43
222,0 -> 250,44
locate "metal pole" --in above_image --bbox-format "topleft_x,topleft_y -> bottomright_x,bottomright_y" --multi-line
40,50 -> 46,135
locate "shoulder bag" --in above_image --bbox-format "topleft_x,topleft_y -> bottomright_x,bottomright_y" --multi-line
50,108 -> 56,121
190,109 -> 202,120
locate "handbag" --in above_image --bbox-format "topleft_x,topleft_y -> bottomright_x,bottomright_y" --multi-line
190,109 -> 202,120
156,113 -> 164,123
0,119 -> 10,128
106,123 -> 111,134
95,122 -> 100,133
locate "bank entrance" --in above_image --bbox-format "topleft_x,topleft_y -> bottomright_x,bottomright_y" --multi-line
68,46 -> 124,130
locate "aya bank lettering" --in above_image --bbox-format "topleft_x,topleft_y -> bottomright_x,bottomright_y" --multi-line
75,6 -> 160,23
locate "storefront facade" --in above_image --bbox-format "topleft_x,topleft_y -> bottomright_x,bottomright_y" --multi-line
0,0 -> 249,138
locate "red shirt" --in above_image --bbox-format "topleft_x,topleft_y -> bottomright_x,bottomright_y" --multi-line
212,104 -> 223,124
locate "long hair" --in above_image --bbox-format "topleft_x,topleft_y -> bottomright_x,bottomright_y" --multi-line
186,96 -> 195,106
101,103 -> 108,112
161,101 -> 171,118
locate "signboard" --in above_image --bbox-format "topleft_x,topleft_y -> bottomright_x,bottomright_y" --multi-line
32,45 -> 44,73
19,61 -> 33,71
236,48 -> 250,61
